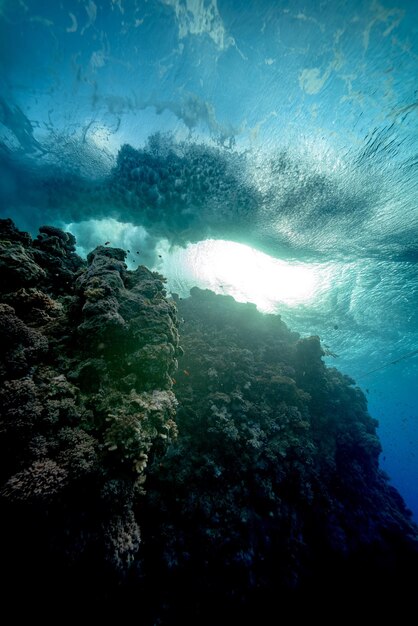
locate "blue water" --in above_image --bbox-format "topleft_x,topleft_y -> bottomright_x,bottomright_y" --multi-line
1,0 -> 417,519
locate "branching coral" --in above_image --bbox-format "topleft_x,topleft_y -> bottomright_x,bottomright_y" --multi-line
2,459 -> 69,502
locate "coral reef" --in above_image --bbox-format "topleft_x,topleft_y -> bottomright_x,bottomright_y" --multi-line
141,288 -> 418,620
0,219 -> 417,618
0,218 -> 180,590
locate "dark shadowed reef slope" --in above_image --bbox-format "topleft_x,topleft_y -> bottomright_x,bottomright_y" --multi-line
142,289 -> 418,619
0,219 -> 417,620
0,218 -> 180,599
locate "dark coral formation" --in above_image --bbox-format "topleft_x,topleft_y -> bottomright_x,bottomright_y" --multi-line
0,219 -> 417,618
0,218 -> 180,594
141,288 -> 418,620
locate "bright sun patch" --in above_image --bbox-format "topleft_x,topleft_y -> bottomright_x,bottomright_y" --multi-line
163,240 -> 328,311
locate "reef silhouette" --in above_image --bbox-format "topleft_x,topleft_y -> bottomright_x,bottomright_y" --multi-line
0,218 -> 417,620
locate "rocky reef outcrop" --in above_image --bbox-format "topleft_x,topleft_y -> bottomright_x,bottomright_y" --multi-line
142,288 -> 418,621
0,218 -> 180,596
0,219 -> 417,619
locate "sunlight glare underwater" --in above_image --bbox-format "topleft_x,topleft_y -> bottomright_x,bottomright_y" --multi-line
66,219 -> 332,312
165,240 -> 330,311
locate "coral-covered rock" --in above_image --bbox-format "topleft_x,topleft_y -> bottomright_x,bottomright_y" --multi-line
2,459 -> 69,502
0,220 -> 417,617
142,287 -> 418,619
0,303 -> 48,378
56,427 -> 98,478
0,219 -> 180,595
2,287 -> 62,325
0,378 -> 43,437
102,509 -> 141,573
0,217 -> 32,246
0,241 -> 46,291
103,389 -> 177,473
30,223 -> 84,295
75,245 -> 181,390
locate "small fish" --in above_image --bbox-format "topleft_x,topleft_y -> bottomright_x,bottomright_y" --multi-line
127,249 -> 130,253
136,251 -> 140,254
183,370 -> 190,376
104,241 -> 110,245
158,254 -> 162,258
172,378 -> 176,384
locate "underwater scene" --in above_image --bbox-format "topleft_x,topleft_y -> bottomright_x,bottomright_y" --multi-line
1,0 -> 417,618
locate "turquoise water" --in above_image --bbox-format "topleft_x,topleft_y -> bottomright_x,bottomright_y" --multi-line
1,0 -> 417,519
